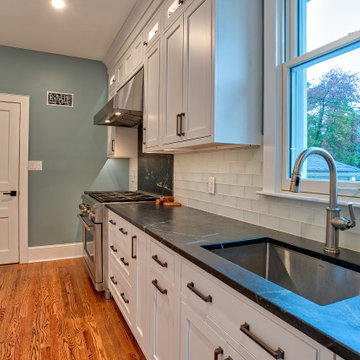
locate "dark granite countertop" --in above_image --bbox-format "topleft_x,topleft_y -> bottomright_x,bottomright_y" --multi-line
106,202 -> 360,360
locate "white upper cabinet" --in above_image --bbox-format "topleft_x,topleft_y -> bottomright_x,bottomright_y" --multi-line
144,9 -> 162,49
107,127 -> 138,159
106,0 -> 262,152
125,33 -> 144,81
164,0 -> 189,30
182,0 -> 212,141
144,40 -> 162,150
163,16 -> 184,145
161,0 -> 262,150
108,68 -> 118,100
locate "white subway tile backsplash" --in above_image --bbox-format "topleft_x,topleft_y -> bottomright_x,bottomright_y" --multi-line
259,213 -> 280,230
174,148 -> 359,252
243,210 -> 260,225
279,218 -> 302,236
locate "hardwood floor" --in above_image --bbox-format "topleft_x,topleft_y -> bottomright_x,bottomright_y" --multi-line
0,258 -> 146,360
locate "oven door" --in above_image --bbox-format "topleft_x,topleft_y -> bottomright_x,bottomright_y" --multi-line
77,214 -> 103,290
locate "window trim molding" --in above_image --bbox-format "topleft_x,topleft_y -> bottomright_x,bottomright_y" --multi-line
263,0 -> 360,200
282,31 -> 360,197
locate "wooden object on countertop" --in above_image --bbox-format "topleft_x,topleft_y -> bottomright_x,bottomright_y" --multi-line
164,196 -> 174,202
163,202 -> 182,206
0,258 -> 145,360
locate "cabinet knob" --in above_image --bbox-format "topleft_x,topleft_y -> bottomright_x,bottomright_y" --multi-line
143,41 -> 148,46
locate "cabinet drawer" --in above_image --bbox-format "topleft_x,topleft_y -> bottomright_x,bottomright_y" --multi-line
150,240 -> 175,284
109,255 -> 133,327
181,260 -> 318,360
108,238 -> 134,288
108,213 -> 133,256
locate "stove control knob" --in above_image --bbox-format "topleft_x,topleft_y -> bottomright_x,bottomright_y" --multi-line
88,210 -> 96,221
79,203 -> 87,212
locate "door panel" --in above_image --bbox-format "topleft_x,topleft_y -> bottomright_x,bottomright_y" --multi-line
163,17 -> 184,145
144,41 -> 161,148
0,101 -> 20,264
183,0 -> 212,141
180,301 -> 225,360
149,273 -> 175,360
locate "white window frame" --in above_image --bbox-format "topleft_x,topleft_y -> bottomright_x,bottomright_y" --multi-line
263,0 -> 360,201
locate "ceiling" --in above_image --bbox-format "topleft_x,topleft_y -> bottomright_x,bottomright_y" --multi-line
0,0 -> 136,61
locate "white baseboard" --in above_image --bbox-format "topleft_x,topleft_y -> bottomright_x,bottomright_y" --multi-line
28,242 -> 83,263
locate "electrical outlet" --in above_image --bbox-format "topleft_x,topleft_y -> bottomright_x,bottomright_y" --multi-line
28,161 -> 43,171
208,176 -> 215,194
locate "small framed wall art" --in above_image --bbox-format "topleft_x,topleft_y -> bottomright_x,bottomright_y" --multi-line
47,91 -> 74,107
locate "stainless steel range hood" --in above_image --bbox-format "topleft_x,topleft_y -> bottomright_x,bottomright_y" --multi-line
94,68 -> 144,127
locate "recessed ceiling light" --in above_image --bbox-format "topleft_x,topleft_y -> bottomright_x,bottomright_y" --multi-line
52,0 -> 65,9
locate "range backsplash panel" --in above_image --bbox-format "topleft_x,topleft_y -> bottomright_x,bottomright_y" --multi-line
137,126 -> 173,196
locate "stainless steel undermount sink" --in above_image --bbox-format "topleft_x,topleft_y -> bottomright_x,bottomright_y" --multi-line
202,238 -> 360,306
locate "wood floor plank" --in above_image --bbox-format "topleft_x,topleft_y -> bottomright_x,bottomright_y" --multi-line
0,259 -> 146,360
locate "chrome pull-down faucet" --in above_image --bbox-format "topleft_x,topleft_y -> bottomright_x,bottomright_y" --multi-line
290,147 -> 356,254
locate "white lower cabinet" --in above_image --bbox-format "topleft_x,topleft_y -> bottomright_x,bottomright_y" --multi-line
148,269 -> 176,360
180,300 -> 250,360
107,210 -> 336,360
133,230 -> 148,351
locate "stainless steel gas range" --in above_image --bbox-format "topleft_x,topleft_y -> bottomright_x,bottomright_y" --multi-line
78,191 -> 158,292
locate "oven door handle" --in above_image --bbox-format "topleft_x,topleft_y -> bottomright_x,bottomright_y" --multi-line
77,214 -> 94,231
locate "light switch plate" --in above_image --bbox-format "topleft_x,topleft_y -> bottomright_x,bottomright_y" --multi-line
208,176 -> 215,194
28,161 -> 43,171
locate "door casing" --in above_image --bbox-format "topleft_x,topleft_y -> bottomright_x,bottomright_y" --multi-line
0,93 -> 29,263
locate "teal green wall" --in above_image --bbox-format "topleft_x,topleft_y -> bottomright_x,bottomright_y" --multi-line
0,45 -> 129,247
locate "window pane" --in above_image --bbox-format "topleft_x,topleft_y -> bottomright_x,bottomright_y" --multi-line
299,0 -> 360,54
290,44 -> 360,181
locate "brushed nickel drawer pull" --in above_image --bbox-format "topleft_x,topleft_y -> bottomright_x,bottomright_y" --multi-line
109,219 -> 116,225
120,292 -> 129,304
110,245 -> 117,253
176,114 -> 182,136
120,257 -> 129,266
119,227 -> 128,235
152,279 -> 167,295
152,254 -> 168,268
180,112 -> 185,136
110,276 -> 117,285
131,235 -> 137,259
187,282 -> 212,303
240,323 -> 284,359
214,347 -> 223,360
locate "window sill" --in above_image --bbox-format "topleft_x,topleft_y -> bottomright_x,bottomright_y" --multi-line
257,190 -> 360,208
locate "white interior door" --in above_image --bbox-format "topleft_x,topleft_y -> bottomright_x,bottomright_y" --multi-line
0,101 -> 20,264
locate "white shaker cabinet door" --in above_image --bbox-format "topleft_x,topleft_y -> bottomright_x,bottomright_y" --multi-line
132,230 -> 148,353
163,16 -> 184,145
148,272 -> 176,360
144,40 -> 162,149
183,0 -> 212,141
180,301 -> 249,360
